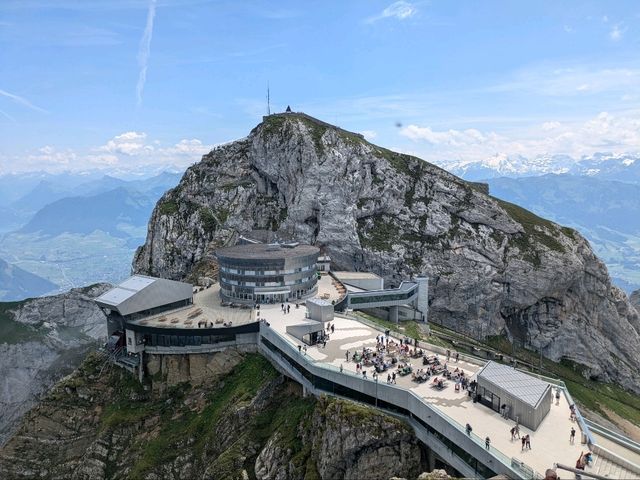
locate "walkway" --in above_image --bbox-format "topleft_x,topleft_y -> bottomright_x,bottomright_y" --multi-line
260,305 -> 597,476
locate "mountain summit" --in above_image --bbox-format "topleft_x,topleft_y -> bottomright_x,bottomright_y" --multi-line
133,112 -> 640,392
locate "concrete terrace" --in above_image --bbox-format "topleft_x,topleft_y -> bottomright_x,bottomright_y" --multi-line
259,303 -> 600,477
128,284 -> 254,329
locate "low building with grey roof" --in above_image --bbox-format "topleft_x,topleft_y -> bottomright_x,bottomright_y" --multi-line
476,361 -> 552,430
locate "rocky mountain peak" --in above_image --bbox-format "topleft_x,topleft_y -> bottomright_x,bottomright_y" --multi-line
133,112 -> 640,392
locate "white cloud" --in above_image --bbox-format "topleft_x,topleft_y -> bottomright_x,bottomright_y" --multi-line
400,125 -> 498,147
563,25 -> 574,33
3,131 -> 216,174
366,1 -> 416,23
100,131 -> 151,155
399,112 -> 640,163
610,24 -> 626,41
167,139 -> 212,155
360,130 -> 377,140
136,0 -> 157,107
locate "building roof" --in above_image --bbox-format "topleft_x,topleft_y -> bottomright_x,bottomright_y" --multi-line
307,298 -> 333,307
95,274 -> 193,317
332,271 -> 383,281
477,361 -> 551,408
216,243 -> 319,260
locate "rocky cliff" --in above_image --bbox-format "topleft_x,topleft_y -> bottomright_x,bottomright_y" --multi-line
133,112 -> 640,392
0,351 -> 426,480
631,289 -> 640,313
0,284 -> 109,445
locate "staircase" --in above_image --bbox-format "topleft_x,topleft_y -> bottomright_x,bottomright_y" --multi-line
590,454 -> 640,479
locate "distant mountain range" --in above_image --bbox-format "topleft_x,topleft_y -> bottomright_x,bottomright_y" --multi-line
439,152 -> 640,183
19,187 -> 156,238
0,171 -> 183,299
0,258 -> 57,301
485,174 -> 640,292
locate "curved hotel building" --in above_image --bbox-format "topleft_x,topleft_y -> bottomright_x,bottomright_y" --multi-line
216,243 -> 320,303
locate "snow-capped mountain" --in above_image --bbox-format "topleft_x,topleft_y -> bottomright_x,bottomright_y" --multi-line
438,152 -> 640,182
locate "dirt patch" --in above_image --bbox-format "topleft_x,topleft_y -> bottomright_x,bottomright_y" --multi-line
600,405 -> 640,443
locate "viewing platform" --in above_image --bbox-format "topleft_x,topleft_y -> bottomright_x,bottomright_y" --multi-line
257,305 -> 640,479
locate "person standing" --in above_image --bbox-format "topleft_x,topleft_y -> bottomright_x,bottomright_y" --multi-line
392,372 -> 396,384
346,350 -> 350,362
485,436 -> 491,449
525,434 -> 531,450
465,423 -> 472,436
521,436 -> 526,451
570,427 -> 576,444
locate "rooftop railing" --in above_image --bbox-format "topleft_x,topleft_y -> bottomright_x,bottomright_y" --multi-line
259,323 -> 542,479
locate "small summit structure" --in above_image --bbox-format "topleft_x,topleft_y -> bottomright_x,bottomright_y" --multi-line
285,105 -> 292,113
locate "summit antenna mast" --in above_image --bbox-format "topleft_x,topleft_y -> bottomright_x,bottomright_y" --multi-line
267,82 -> 271,115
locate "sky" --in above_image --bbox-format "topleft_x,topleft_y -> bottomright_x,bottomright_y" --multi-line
0,0 -> 639,174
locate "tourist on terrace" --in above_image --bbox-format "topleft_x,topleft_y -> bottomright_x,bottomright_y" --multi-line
392,372 -> 396,384
570,427 -> 576,444
465,423 -> 472,435
525,434 -> 531,450
485,436 -> 491,449
346,350 -> 350,362
387,373 -> 391,383
521,436 -> 526,451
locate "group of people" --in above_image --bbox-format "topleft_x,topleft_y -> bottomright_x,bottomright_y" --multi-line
508,424 -> 531,451
445,349 -> 460,363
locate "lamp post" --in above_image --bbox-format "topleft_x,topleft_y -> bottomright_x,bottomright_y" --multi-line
375,376 -> 378,408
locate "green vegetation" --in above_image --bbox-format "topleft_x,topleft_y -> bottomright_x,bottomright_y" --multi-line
495,198 -> 566,257
0,300 -> 43,344
199,207 -> 229,233
357,215 -> 396,252
158,199 -> 179,216
126,354 -> 284,479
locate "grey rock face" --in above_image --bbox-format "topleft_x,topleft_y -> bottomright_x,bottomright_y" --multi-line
0,284 -> 109,445
133,113 -> 640,392
631,289 -> 640,313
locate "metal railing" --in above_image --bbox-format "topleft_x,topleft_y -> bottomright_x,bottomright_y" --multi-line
259,323 -> 541,479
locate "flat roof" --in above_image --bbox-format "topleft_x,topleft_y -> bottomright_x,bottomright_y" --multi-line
216,243 -> 319,260
332,271 -> 383,280
307,298 -> 333,307
477,361 -> 550,408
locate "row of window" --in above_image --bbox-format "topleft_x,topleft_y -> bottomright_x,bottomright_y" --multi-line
219,264 -> 316,275
142,333 -> 236,347
221,275 -> 316,287
221,287 -> 315,300
349,289 -> 417,305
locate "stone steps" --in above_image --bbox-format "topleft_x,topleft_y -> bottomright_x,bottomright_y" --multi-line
591,453 -> 638,479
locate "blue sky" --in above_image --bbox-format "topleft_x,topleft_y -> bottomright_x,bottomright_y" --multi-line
1,0 -> 639,173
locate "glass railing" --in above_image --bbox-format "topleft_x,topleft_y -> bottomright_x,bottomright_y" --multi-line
259,324 -> 539,478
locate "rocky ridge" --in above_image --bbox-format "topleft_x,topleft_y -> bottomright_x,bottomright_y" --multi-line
631,289 -> 640,313
0,284 -> 109,445
133,112 -> 640,392
0,351 -> 427,480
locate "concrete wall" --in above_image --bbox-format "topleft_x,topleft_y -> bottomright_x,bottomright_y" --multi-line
125,329 -> 145,354
306,300 -> 334,322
